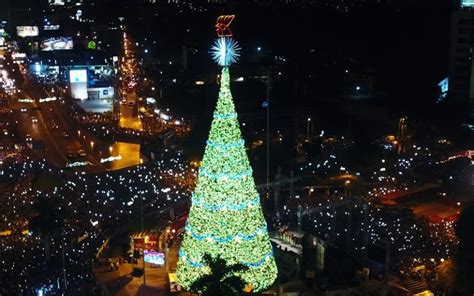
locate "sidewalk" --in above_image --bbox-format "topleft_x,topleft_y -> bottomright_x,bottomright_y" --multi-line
94,248 -> 179,296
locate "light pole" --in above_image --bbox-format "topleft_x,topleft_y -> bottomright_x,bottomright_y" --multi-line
266,72 -> 271,193
140,191 -> 146,295
306,116 -> 311,140
62,244 -> 67,291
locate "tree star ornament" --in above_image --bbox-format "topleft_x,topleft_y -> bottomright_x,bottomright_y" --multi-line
211,37 -> 241,67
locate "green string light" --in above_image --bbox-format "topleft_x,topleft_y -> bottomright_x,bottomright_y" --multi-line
176,67 -> 278,292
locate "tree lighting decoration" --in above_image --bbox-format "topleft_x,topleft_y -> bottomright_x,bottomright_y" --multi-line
177,16 -> 277,292
210,37 -> 241,67
177,66 -> 277,292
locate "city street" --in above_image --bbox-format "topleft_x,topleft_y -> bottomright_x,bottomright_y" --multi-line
119,92 -> 143,131
10,84 -> 143,172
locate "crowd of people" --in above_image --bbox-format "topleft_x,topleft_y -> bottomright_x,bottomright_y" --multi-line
0,150 -> 196,294
275,132 -> 464,289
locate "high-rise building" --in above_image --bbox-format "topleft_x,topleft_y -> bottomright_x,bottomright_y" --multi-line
448,0 -> 474,117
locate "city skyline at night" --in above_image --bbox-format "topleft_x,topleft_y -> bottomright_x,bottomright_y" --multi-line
0,1 -> 472,295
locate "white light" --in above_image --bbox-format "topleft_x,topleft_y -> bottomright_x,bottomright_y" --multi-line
211,37 -> 241,66
160,113 -> 170,121
100,155 -> 122,163
39,97 -> 57,103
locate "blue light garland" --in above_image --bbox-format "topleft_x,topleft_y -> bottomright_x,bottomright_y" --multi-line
199,168 -> 253,180
206,139 -> 244,149
185,224 -> 267,243
192,194 -> 260,211
179,249 -> 274,268
213,112 -> 238,120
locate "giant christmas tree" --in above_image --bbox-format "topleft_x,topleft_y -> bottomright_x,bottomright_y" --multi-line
176,15 -> 278,293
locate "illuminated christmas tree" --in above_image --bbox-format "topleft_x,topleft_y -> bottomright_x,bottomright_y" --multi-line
177,15 -> 278,293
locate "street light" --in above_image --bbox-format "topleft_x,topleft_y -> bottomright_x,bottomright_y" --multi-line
344,180 -> 351,197
140,191 -> 146,295
306,117 -> 311,140
264,72 -> 271,193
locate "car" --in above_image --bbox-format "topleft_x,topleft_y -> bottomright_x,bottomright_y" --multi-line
31,116 -> 38,123
25,134 -> 32,142
128,101 -> 135,106
20,107 -> 27,113
2,129 -> 8,136
77,149 -> 86,157
51,123 -> 59,130
63,131 -> 70,138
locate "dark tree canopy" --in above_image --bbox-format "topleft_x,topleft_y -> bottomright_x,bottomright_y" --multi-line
189,254 -> 249,296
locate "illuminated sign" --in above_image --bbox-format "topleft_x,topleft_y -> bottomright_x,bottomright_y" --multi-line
87,40 -> 97,50
143,250 -> 165,265
462,0 -> 474,7
39,97 -> 57,103
44,25 -> 60,31
18,98 -> 34,103
146,97 -> 156,104
16,26 -> 39,37
49,0 -> 65,5
169,273 -> 181,292
100,155 -> 122,163
69,69 -> 88,99
66,161 -> 91,168
41,37 -> 73,51
12,52 -> 26,59
70,69 -> 87,83
437,78 -> 449,103
0,30 -> 4,48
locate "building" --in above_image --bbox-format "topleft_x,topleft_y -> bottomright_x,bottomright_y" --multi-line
448,0 -> 474,118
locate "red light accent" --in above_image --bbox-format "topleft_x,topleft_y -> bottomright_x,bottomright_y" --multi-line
216,15 -> 235,37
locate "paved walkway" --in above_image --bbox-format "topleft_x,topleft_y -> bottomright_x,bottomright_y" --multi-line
95,248 -> 179,296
